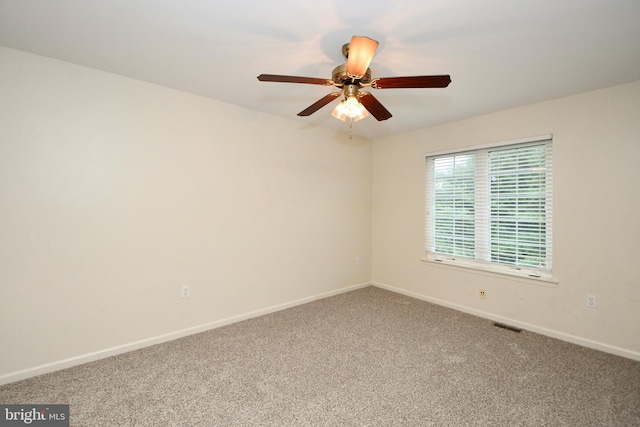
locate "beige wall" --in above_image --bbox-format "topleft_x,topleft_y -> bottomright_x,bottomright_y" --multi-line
372,80 -> 640,359
0,47 -> 372,382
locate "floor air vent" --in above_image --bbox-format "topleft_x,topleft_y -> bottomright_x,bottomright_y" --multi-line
493,322 -> 522,333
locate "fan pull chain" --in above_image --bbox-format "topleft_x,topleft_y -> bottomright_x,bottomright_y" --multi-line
349,118 -> 354,139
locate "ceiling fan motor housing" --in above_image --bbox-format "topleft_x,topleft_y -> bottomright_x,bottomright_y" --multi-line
331,64 -> 372,86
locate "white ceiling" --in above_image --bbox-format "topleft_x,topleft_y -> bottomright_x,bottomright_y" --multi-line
1,0 -> 639,140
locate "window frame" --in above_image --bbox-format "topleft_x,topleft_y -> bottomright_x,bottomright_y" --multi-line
424,134 -> 554,282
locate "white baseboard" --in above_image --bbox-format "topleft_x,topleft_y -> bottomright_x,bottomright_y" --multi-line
372,281 -> 640,361
0,282 -> 372,386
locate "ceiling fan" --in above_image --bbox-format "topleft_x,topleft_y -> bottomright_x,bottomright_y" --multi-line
257,36 -> 451,123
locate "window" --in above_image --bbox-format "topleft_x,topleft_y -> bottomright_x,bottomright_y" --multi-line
425,135 -> 553,280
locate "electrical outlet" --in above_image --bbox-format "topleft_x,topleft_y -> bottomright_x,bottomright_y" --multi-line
586,294 -> 597,308
479,289 -> 486,299
181,285 -> 190,298
356,256 -> 361,265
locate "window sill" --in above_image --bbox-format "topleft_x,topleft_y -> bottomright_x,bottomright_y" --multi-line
420,257 -> 559,287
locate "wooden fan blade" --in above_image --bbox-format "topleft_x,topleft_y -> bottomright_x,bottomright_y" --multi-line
358,92 -> 392,121
258,74 -> 332,85
373,75 -> 451,89
297,92 -> 342,116
345,36 -> 379,78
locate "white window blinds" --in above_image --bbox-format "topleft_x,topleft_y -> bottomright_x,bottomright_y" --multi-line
425,136 -> 553,278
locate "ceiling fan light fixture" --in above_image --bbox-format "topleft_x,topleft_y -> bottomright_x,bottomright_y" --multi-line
331,96 -> 368,122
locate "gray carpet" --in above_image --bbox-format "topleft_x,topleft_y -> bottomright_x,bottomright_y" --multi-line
1,286 -> 639,426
